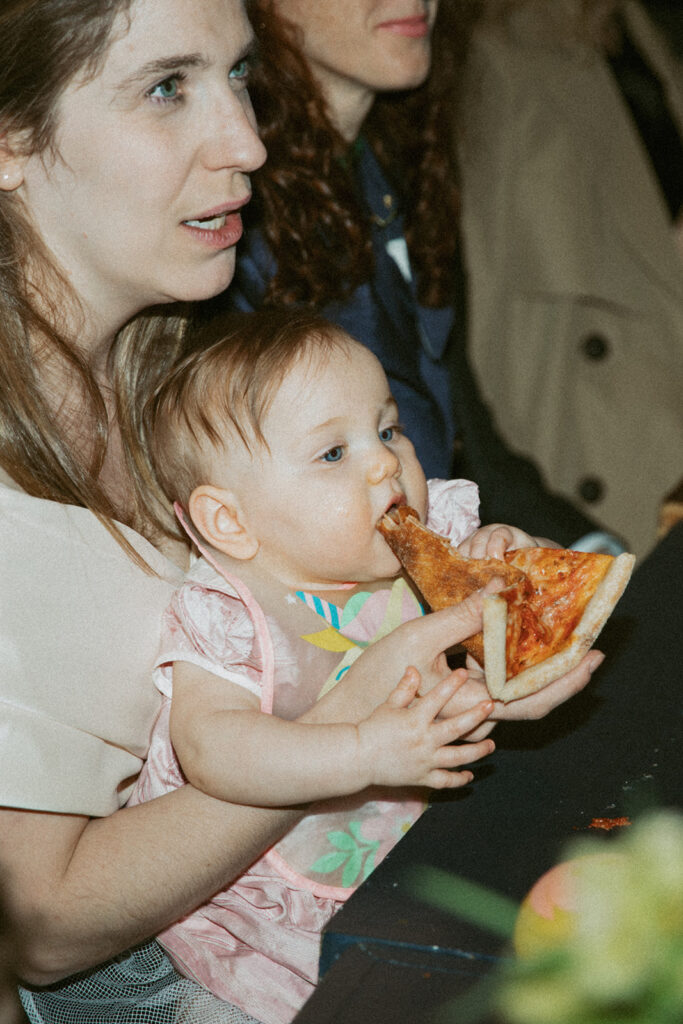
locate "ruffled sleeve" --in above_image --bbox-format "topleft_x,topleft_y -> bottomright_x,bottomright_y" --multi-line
426,477 -> 480,545
153,561 -> 264,702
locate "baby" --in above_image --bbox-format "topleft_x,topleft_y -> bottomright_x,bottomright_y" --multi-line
129,309 -> 537,1024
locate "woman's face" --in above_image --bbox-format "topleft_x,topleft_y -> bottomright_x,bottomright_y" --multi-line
14,0 -> 266,335
274,0 -> 438,139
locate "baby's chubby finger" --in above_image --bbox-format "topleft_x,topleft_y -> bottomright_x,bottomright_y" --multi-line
384,665 -> 422,709
485,532 -> 512,560
436,734 -> 495,772
412,671 -> 469,720
436,698 -> 496,746
425,734 -> 495,789
425,768 -> 474,790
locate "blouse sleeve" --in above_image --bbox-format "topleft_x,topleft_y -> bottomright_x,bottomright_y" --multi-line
426,477 -> 481,545
0,478 -> 183,817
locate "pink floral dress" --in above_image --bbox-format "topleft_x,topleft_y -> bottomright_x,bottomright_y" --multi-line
128,479 -> 479,1024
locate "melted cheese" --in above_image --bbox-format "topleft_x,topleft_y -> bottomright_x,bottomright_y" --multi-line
501,549 -> 613,678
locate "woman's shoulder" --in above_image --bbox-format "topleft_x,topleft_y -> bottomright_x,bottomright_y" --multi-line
0,470 -> 184,817
0,467 -> 183,583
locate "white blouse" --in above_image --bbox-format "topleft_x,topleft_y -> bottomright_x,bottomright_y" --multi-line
0,470 -> 183,817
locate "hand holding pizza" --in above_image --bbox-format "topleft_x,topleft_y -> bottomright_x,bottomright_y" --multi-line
378,507 -> 634,704
415,588 -> 605,741
451,645 -> 606,741
323,585 -> 603,743
457,522 -> 540,561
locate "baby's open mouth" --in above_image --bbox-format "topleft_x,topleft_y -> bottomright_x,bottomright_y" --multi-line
378,495 -> 407,529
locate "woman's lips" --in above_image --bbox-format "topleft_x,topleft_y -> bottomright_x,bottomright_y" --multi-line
377,15 -> 429,38
182,200 -> 249,250
182,211 -> 243,250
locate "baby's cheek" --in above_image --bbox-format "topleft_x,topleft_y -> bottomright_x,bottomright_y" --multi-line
315,488 -> 354,521
316,495 -> 366,552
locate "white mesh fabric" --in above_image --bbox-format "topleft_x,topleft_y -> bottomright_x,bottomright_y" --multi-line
19,941 -> 262,1024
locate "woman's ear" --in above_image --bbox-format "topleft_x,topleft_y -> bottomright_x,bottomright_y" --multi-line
188,485 -> 259,561
0,135 -> 27,192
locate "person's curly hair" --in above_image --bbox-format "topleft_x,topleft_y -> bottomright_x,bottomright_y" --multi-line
245,0 -> 482,309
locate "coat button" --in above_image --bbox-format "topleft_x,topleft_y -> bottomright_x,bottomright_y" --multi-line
581,333 -> 610,360
578,476 -> 605,504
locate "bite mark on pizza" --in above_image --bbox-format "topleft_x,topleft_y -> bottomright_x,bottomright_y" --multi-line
377,506 -> 635,702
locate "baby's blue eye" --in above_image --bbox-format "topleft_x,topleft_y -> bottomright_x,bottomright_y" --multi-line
322,446 -> 344,463
379,427 -> 395,442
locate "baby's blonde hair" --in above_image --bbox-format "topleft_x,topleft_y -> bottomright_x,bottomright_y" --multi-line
146,309 -> 350,511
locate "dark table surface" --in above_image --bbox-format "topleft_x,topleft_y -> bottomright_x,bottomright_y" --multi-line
295,523 -> 683,1023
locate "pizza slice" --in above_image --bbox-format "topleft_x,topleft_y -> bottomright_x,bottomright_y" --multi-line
377,506 -> 635,702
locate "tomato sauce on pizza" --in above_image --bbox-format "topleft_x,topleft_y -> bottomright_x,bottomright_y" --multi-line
501,549 -> 613,677
377,506 -> 634,701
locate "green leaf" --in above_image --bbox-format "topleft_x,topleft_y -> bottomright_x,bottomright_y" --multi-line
362,849 -> 377,881
342,848 -> 364,888
310,850 -> 348,875
327,830 -> 358,851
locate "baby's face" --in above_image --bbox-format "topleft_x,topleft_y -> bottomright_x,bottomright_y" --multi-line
226,336 -> 428,588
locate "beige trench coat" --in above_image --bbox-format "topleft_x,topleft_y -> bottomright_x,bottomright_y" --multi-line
458,0 -> 683,559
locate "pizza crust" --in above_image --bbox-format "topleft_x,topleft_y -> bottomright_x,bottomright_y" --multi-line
378,507 -> 636,703
483,552 -> 635,701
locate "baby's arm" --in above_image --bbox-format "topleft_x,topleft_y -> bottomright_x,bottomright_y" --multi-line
170,662 -> 495,806
458,523 -> 560,559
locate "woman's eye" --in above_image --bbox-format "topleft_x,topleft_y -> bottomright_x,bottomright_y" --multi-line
148,75 -> 182,103
229,58 -> 250,82
322,446 -> 344,463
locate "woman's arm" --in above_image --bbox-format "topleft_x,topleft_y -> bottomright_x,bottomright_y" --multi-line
1,790 -> 302,987
170,662 -> 495,805
0,591 -> 484,985
2,591 -> 595,986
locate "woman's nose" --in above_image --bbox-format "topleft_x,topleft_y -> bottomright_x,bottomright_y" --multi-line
201,91 -> 267,173
366,443 -> 401,485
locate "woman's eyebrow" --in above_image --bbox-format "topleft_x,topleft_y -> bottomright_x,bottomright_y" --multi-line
117,34 -> 258,92
117,54 -> 209,91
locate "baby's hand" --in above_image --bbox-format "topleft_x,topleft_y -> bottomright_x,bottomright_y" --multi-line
458,523 -> 536,560
356,667 -> 495,790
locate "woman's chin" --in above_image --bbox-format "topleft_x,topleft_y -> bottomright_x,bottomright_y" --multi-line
166,254 -> 237,304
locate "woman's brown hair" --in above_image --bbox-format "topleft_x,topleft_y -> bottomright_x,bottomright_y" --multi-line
0,0 -> 191,552
246,0 -> 483,310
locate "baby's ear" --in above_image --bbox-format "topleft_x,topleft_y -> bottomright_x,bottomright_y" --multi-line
188,485 -> 259,561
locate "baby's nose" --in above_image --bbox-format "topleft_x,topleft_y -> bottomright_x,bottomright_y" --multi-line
367,444 -> 400,484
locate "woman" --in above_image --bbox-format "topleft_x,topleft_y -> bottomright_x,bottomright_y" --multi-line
0,1 -> 600,1022
457,0 -> 683,559
229,0 -> 615,549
